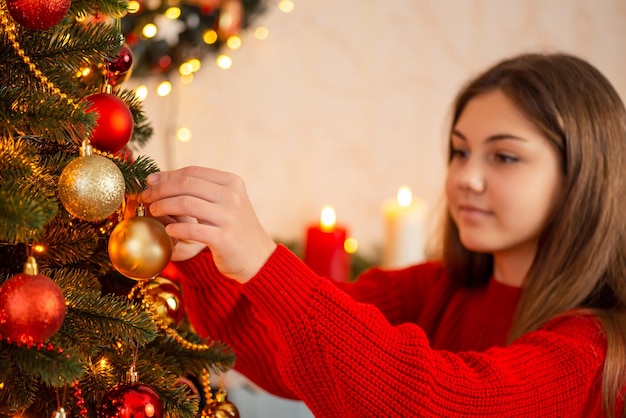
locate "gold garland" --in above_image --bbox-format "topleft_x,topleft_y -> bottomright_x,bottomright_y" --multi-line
0,8 -> 77,109
129,280 -> 213,351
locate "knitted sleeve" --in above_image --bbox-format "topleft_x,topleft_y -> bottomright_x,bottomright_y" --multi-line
166,249 -> 299,399
333,261 -> 448,326
239,245 -> 607,417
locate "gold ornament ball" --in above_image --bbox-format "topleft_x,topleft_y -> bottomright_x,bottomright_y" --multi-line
108,216 -> 173,280
58,154 -> 125,221
146,277 -> 185,326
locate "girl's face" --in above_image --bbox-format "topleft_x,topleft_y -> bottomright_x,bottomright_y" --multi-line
446,89 -> 562,267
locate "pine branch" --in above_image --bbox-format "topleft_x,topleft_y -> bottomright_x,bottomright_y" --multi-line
36,217 -> 107,268
6,343 -> 84,387
0,347 -> 37,410
118,88 -> 154,149
116,153 -> 160,195
60,290 -> 158,349
0,89 -> 94,145
134,355 -> 199,417
69,0 -> 130,19
0,137 -> 58,242
149,332 -> 236,377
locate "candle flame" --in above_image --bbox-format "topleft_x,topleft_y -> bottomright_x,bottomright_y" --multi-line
320,205 -> 336,231
397,186 -> 412,207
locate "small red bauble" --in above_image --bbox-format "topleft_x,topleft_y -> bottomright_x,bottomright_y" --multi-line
107,45 -> 134,87
83,92 -> 134,154
6,0 -> 71,31
0,266 -> 65,344
100,383 -> 163,418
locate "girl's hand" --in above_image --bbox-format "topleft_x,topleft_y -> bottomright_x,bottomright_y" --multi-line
141,166 -> 277,283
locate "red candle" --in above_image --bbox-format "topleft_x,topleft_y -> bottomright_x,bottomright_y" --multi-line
304,205 -> 350,282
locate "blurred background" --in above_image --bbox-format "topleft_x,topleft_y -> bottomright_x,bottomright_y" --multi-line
122,0 -> 626,415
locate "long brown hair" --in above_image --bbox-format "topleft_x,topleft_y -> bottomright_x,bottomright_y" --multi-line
442,53 -> 626,417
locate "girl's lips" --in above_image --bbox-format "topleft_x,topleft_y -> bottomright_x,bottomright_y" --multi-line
457,204 -> 492,220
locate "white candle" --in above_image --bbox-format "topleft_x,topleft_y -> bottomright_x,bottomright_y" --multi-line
381,186 -> 427,268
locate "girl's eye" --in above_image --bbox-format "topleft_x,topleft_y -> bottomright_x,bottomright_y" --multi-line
450,147 -> 469,159
495,153 -> 519,163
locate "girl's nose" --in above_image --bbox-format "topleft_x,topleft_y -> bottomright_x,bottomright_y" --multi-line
457,161 -> 486,193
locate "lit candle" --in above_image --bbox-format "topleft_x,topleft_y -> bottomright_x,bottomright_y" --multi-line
381,186 -> 427,268
304,205 -> 351,281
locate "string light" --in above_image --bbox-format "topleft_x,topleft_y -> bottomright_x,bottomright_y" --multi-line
216,54 -> 233,69
226,35 -> 242,49
134,85 -> 148,101
142,23 -> 158,38
278,0 -> 295,13
176,127 -> 192,142
202,29 -> 218,45
254,26 -> 269,40
157,81 -> 172,96
130,1 -> 293,97
164,7 -> 182,19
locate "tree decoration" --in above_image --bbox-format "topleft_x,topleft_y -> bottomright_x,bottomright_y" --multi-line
145,276 -> 186,327
6,0 -> 71,31
121,0 -> 266,78
199,369 -> 240,418
107,44 -> 135,87
58,140 -> 126,222
82,84 -> 135,154
108,204 -> 173,280
100,365 -> 164,418
212,385 -> 240,418
0,256 -> 65,345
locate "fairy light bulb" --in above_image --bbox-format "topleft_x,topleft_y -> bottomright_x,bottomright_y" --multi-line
203,29 -> 218,44
216,54 -> 232,69
142,23 -> 157,38
278,0 -> 295,13
177,127 -> 192,142
179,62 -> 193,76
135,85 -> 148,101
157,81 -> 172,96
164,7 -> 181,19
226,35 -> 242,49
255,26 -> 269,40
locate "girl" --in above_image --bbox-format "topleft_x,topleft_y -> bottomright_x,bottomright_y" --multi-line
142,53 -> 626,417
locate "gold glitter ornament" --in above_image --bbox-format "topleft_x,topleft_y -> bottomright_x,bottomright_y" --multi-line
108,205 -> 173,280
58,141 -> 125,222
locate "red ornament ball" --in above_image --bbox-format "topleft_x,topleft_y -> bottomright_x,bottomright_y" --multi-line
83,92 -> 134,154
6,0 -> 71,31
107,45 -> 134,87
0,271 -> 65,344
100,383 -> 163,418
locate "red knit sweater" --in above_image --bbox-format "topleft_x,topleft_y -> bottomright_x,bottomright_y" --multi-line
164,245 -> 614,417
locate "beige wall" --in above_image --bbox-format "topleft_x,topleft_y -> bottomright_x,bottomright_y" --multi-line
132,0 -> 626,258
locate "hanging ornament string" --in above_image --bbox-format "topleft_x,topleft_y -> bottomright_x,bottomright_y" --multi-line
129,281 -> 212,351
0,8 -> 78,109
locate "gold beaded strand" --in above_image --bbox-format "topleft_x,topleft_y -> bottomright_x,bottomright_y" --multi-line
129,281 -> 213,351
0,8 -> 78,109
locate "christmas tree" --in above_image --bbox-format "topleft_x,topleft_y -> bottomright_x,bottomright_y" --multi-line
0,0 -> 235,416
